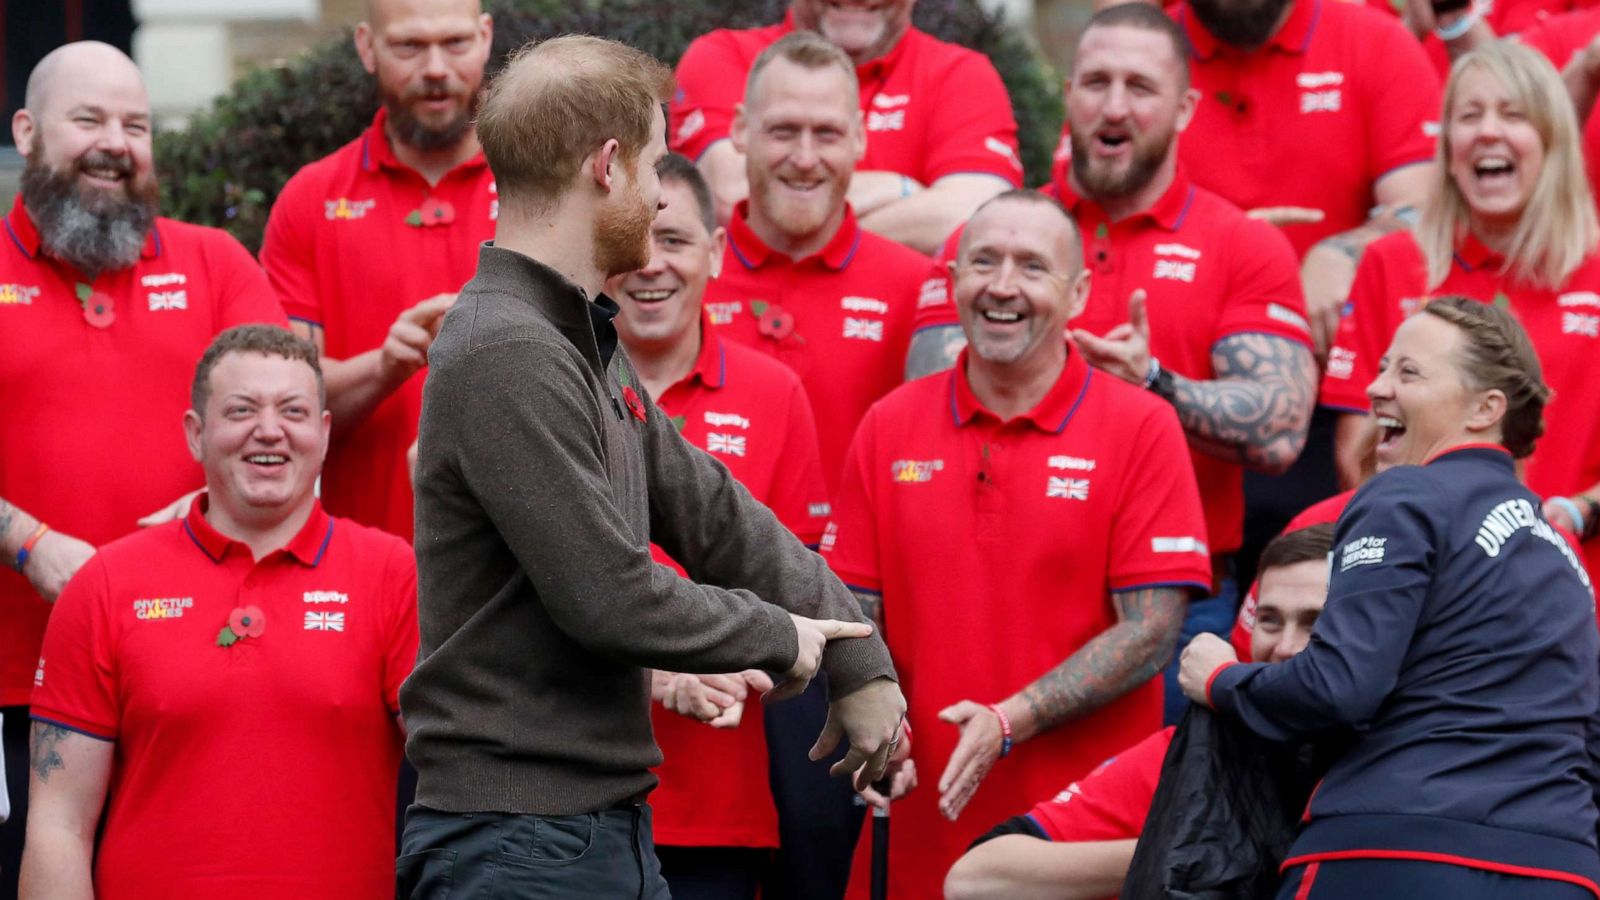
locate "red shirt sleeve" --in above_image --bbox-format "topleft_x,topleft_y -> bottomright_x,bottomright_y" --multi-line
1319,234 -> 1422,412
30,555 -> 120,739
1362,18 -> 1442,181
381,538 -> 420,716
820,406 -> 883,592
917,52 -> 1023,186
763,376 -> 832,546
911,225 -> 962,334
260,170 -> 326,327
1213,215 -> 1313,348
208,229 -> 290,329
670,30 -> 749,161
1107,402 -> 1212,591
1026,726 -> 1173,842
1231,585 -> 1259,659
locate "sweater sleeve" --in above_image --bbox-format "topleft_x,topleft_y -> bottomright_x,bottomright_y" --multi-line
1211,469 -> 1438,739
637,359 -> 899,700
452,337 -> 800,677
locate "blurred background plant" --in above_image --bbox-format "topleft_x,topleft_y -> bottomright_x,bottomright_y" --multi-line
154,0 -> 1063,252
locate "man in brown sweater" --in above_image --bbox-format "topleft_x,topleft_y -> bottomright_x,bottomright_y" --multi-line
398,36 -> 906,899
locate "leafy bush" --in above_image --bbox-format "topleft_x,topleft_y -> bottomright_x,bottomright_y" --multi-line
155,0 -> 1063,252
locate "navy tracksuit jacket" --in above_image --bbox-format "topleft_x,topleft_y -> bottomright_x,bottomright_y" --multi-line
1210,446 -> 1600,894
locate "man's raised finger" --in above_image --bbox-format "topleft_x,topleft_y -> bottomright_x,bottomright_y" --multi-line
816,619 -> 873,640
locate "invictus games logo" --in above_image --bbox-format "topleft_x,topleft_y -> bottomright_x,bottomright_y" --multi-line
891,459 -> 944,483
324,198 -> 377,221
134,597 -> 194,620
0,283 -> 41,305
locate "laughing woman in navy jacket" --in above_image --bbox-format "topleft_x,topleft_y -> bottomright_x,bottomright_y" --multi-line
1180,295 -> 1600,899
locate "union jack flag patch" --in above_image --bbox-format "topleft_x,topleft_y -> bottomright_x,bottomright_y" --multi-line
842,318 -> 884,342
707,433 -> 747,457
1046,477 -> 1089,500
304,611 -> 346,632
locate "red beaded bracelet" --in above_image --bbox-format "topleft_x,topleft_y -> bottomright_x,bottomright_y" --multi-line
987,703 -> 1013,758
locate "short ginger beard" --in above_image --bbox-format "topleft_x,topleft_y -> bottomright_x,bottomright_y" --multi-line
594,175 -> 654,278
20,137 -> 158,278
1187,0 -> 1295,49
382,78 -> 479,153
1068,125 -> 1174,200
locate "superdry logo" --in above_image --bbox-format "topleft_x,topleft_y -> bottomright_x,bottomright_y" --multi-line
0,283 -> 40,305
1048,455 -> 1096,472
1340,536 -> 1387,571
843,318 -> 884,342
303,590 -> 349,605
1153,260 -> 1197,282
892,459 -> 944,483
841,296 -> 888,315
324,197 -> 377,221
707,433 -> 747,457
1300,90 -> 1342,114
1296,72 -> 1345,89
148,290 -> 187,311
1153,243 -> 1201,260
871,93 -> 910,109
1559,292 -> 1600,309
1046,477 -> 1089,500
704,411 -> 751,430
1267,303 -> 1311,334
918,277 -> 948,309
1152,536 -> 1208,555
134,597 -> 194,620
707,301 -> 742,325
141,273 -> 187,288
304,611 -> 346,632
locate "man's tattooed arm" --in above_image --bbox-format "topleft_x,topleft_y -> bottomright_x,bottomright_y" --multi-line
904,324 -> 967,382
30,721 -> 71,783
1165,333 -> 1316,475
1007,587 -> 1186,742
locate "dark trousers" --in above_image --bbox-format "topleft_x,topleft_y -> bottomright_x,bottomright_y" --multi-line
0,707 -> 27,900
763,675 -> 862,900
397,803 -> 670,900
1279,858 -> 1596,899
658,845 -> 767,900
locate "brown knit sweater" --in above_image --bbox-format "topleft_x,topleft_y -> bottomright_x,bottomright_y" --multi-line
402,244 -> 896,815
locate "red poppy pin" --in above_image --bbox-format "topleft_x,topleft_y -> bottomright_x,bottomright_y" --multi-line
750,300 -> 803,343
217,606 -> 266,647
75,282 -> 115,328
406,197 -> 457,227
622,385 -> 647,422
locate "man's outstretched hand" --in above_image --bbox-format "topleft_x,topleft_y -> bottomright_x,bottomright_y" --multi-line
766,615 -> 873,702
810,678 -> 908,790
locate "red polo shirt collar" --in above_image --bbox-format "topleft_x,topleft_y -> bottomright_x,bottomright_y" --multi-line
182,493 -> 334,567
950,343 -> 1095,434
1453,230 -> 1503,272
1053,168 -> 1198,232
359,107 -> 488,175
1180,0 -> 1321,61
4,192 -> 161,262
726,200 -> 864,272
674,309 -> 729,391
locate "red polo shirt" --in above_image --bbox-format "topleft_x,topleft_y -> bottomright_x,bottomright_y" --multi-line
1229,489 -> 1352,657
1520,7 -> 1600,216
670,16 -> 1023,187
1321,230 -> 1600,577
30,497 -> 418,900
1024,725 -> 1175,844
706,203 -> 929,490
0,195 -> 287,708
646,317 -> 829,849
1051,0 -> 1439,258
824,347 -> 1210,900
914,173 -> 1311,555
260,108 -> 497,542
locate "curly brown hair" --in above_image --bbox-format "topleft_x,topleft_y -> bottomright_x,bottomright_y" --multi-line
191,324 -> 324,415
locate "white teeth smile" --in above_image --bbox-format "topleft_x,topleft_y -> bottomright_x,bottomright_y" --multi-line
1375,416 -> 1403,429
246,454 -> 288,465
84,167 -> 124,180
630,290 -> 673,302
982,310 -> 1022,323
1474,158 -> 1513,177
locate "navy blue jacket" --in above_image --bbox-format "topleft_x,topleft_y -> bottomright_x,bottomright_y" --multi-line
1210,446 -> 1600,889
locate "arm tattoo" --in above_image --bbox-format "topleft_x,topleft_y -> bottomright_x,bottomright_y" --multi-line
905,325 -> 966,381
1168,333 -> 1316,474
850,588 -> 884,633
1015,587 -> 1186,736
0,498 -> 14,546
30,721 -> 70,783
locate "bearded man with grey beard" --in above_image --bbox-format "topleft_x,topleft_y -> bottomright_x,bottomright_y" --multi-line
0,40 -> 288,900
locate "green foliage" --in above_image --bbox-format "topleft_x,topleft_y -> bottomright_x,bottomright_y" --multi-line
155,0 -> 1063,252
